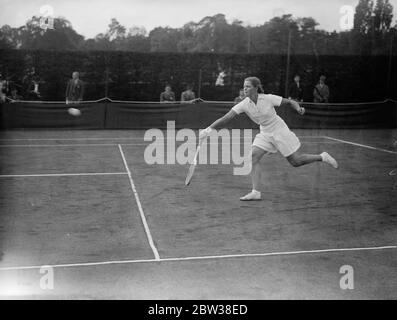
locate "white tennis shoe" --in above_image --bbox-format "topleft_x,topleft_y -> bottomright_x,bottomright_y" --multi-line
240,190 -> 262,201
320,152 -> 338,169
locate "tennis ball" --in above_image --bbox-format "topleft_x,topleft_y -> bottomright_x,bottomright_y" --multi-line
68,108 -> 81,116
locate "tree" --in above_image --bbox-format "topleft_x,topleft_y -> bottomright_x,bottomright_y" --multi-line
17,16 -> 84,50
373,0 -> 393,33
354,0 -> 374,34
178,14 -> 222,52
128,26 -> 147,37
88,32 -> 112,50
121,34 -> 150,52
295,17 -> 320,54
106,18 -> 126,41
121,26 -> 150,52
1,10 -> 396,55
0,25 -> 19,49
83,18 -> 128,50
352,0 -> 394,54
176,14 -> 247,53
262,14 -> 299,54
149,27 -> 180,52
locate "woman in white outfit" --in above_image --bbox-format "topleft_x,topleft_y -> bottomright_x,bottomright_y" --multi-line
199,77 -> 338,201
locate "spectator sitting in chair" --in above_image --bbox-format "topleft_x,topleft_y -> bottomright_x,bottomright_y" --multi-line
8,88 -> 23,101
160,85 -> 175,103
234,89 -> 245,104
313,75 -> 329,103
66,71 -> 84,104
180,84 -> 196,103
23,67 -> 42,100
288,75 -> 303,102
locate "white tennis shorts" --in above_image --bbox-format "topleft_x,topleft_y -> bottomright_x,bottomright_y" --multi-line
252,127 -> 301,157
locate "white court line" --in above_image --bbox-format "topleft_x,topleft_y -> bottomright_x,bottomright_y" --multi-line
0,245 -> 396,271
0,137 -> 147,141
0,144 -> 119,147
0,142 -> 337,148
323,136 -> 397,155
0,136 -> 324,141
0,172 -> 128,178
118,144 -> 160,261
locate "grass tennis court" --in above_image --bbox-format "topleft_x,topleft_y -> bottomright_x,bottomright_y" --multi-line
0,129 -> 396,299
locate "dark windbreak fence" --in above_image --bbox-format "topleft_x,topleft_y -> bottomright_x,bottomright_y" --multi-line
1,98 -> 396,129
1,49 -> 396,103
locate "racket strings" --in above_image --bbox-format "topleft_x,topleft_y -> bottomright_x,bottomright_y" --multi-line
185,141 -> 202,185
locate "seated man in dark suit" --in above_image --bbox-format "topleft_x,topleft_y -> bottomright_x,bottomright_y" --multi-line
313,75 -> 330,103
8,88 -> 23,101
288,75 -> 303,102
180,84 -> 196,103
160,85 -> 175,103
66,71 -> 84,104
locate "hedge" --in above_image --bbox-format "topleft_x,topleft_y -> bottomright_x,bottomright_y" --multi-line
0,50 -> 395,102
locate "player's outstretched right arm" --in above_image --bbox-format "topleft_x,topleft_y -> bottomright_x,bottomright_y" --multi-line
199,109 -> 238,140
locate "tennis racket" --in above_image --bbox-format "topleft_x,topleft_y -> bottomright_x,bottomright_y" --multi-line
185,140 -> 203,186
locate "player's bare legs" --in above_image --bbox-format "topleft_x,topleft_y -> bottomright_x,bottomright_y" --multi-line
286,150 -> 338,168
286,152 -> 322,167
241,148 -> 338,201
240,146 -> 267,201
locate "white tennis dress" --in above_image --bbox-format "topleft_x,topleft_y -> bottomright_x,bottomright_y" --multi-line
232,94 -> 301,157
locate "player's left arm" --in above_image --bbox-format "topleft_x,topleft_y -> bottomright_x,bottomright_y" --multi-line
280,98 -> 305,115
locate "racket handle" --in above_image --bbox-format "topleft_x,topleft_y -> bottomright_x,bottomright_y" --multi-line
192,140 -> 203,165
193,146 -> 200,165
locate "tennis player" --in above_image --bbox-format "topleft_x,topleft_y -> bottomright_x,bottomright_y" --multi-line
199,76 -> 338,201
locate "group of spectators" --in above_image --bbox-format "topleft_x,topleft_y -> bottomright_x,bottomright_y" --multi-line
233,75 -> 329,104
233,74 -> 330,104
0,70 -> 85,104
287,74 -> 330,103
0,67 -> 45,103
0,75 -> 29,103
1,70 -> 330,104
159,84 -> 196,103
165,75 -> 330,105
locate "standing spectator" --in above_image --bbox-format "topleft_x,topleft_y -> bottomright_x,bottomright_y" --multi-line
234,89 -> 245,104
160,85 -> 175,103
313,75 -> 330,103
215,70 -> 227,86
66,71 -> 84,104
180,84 -> 196,102
288,75 -> 303,102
